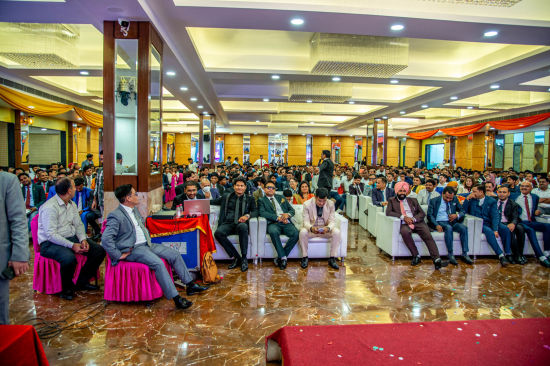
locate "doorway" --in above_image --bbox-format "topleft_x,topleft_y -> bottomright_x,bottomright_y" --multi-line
425,143 -> 444,170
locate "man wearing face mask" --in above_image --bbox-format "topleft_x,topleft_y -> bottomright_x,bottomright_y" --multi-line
386,181 -> 448,269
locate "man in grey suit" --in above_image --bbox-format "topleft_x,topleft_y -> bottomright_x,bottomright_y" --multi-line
101,184 -> 208,309
0,172 -> 30,324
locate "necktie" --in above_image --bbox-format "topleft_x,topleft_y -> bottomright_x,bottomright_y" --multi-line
270,197 -> 276,211
399,200 -> 414,229
524,195 -> 532,222
133,209 -> 152,246
427,192 -> 431,203
445,201 -> 451,215
25,186 -> 31,209
498,201 -> 503,216
234,196 -> 241,224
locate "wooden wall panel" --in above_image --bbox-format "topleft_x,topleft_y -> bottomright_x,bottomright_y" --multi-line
312,135 -> 331,165
337,136 -> 355,166
174,133 -> 191,165
386,137 -> 399,167
224,134 -> 243,162
471,132 -> 486,171
455,136 -> 472,169
288,135 -> 307,165
404,139 -> 420,167
250,134 -> 268,164
90,126 -> 100,165
76,125 -> 87,165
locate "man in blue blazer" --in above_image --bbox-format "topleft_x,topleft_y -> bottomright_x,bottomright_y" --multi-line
372,177 -> 395,207
73,177 -> 101,239
427,186 -> 473,265
463,184 -> 511,266
258,181 -> 299,270
515,181 -> 550,267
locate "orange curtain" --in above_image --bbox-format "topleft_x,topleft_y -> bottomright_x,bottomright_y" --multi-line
73,107 -> 103,128
488,112 -> 550,130
406,130 -> 439,140
440,122 -> 487,137
0,85 -> 73,116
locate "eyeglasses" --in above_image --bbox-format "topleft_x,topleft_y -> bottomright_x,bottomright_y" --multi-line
265,186 -> 275,190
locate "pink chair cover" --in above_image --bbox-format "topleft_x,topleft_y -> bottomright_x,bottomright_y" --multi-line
30,215 -> 96,294
165,175 -> 176,202
103,256 -> 174,302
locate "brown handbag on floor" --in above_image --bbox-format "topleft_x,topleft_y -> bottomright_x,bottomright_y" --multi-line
201,251 -> 221,284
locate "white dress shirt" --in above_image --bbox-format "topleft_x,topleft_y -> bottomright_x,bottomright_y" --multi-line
268,196 -> 284,216
417,189 -> 440,206
515,194 -> 533,222
37,195 -> 87,248
532,188 -> 550,209
122,204 -> 147,245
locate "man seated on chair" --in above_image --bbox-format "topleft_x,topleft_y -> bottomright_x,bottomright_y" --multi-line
514,181 -> 550,267
258,181 -> 299,270
417,179 -> 440,206
427,186 -> 473,265
37,178 -> 106,300
73,177 -> 101,241
299,188 -> 341,270
372,176 -> 394,207
462,184 -> 511,266
102,184 -> 208,310
172,181 -> 206,208
386,181 -> 449,270
214,177 -> 257,272
348,174 -> 365,196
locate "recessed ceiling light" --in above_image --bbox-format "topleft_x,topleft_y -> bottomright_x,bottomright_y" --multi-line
450,96 -> 458,100
332,76 -> 341,82
79,70 -> 89,76
375,118 -> 381,122
302,133 -> 305,136
306,100 -> 312,103
290,18 -> 304,26
166,71 -> 176,76
256,120 -> 260,123
400,111 -> 406,115
263,98 -> 270,102
254,132 -> 258,135
197,105 -> 203,109
348,101 -> 355,104
230,132 -> 233,135
41,128 -> 47,131
421,104 -> 429,108
391,24 -> 404,31
390,79 -> 399,84
190,97 -> 198,102
548,88 -> 550,92
490,84 -> 500,89
484,30 -> 499,37
28,106 -> 34,109
467,106 -> 474,109
271,75 -> 280,80
325,134 -> 329,136
180,86 -> 188,91
309,121 -> 315,124
382,116 -> 388,119
203,112 -> 210,116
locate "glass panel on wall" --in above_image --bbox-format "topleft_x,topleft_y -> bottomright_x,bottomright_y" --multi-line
21,116 -> 30,164
28,126 -> 61,165
354,136 -> 363,164
191,133 -> 199,163
332,139 -> 341,164
149,45 -> 161,173
243,134 -> 250,164
377,122 -> 384,165
202,118 -> 212,164
534,131 -> 545,172
114,38 -> 138,175
166,133 -> 175,163
494,134 -> 504,170
306,135 -> 312,164
215,135 -> 224,163
268,134 -> 287,165
426,144 -> 444,170
512,133 -> 523,172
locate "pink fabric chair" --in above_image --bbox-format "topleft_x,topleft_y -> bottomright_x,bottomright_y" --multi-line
31,214 -> 96,294
103,256 -> 174,302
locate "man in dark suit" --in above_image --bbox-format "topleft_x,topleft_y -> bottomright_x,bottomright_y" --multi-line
386,182 -> 448,269
415,158 -> 425,169
349,174 -> 365,196
386,172 -> 397,189
372,177 -> 395,207
427,186 -> 473,265
209,173 -> 225,197
172,181 -> 206,208
73,177 -> 101,240
496,185 -> 528,265
317,150 -> 334,192
258,181 -> 299,270
514,181 -> 550,267
18,172 -> 46,231
463,184 -> 511,266
214,177 -> 257,272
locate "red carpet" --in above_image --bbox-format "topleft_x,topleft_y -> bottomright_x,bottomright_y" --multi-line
266,318 -> 550,365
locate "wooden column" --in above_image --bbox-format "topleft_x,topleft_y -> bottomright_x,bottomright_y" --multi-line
13,110 -> 22,168
198,114 -> 204,167
210,116 -> 216,168
449,137 -> 456,169
67,121 -> 74,165
383,119 -> 388,166
372,121 -> 378,166
103,21 -> 115,192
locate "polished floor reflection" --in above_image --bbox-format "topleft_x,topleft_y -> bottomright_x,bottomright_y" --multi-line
8,223 -> 550,365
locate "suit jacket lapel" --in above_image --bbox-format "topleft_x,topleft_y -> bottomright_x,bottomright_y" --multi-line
118,205 -> 136,236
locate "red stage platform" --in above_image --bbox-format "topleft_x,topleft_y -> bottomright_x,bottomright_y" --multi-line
266,318 -> 550,365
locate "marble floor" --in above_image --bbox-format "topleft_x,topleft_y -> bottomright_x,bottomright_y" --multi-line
7,222 -> 550,365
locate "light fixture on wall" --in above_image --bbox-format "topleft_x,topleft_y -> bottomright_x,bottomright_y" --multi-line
22,115 -> 34,126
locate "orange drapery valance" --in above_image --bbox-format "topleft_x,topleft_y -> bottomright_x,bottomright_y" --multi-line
0,85 -> 103,128
0,85 -> 73,116
440,122 -> 487,137
406,130 -> 439,140
73,107 -> 103,128
488,112 -> 550,130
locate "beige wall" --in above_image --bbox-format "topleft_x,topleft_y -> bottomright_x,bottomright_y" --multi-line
288,135 -> 307,165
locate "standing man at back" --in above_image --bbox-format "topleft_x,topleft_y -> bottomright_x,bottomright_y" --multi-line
317,150 -> 334,192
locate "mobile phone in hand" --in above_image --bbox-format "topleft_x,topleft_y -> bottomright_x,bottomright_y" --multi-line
1,266 -> 15,280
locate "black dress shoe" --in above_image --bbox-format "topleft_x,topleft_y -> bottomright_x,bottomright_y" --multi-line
434,258 -> 448,270
228,257 -> 241,269
59,289 -> 75,300
506,254 -> 516,264
461,254 -> 474,265
186,282 -> 209,295
241,260 -> 248,272
499,256 -> 510,267
76,283 -> 100,291
274,257 -> 281,267
540,258 -> 550,268
279,258 -> 287,270
328,257 -> 339,270
411,256 -> 421,266
173,295 -> 193,309
518,255 -> 528,265
300,257 -> 309,269
448,255 -> 458,266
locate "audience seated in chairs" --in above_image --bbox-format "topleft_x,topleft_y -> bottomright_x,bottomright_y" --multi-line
293,181 -> 314,204
299,188 -> 341,270
214,177 -> 257,272
18,172 -> 46,232
386,181 -> 449,270
37,177 -> 105,300
372,176 -> 395,207
101,184 -> 208,309
73,177 -> 101,240
258,181 -> 299,270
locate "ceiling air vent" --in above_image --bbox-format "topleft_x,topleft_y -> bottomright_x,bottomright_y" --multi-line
310,33 -> 409,78
288,81 -> 352,103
